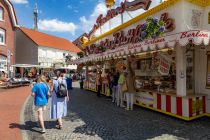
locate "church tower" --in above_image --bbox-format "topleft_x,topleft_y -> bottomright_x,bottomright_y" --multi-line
33,0 -> 38,30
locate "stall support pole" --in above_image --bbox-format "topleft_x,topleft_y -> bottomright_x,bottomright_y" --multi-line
176,44 -> 187,96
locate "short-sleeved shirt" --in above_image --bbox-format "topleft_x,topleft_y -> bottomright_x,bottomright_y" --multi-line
118,73 -> 125,85
32,82 -> 49,106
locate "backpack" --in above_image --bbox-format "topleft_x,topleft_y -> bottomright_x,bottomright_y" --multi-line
56,80 -> 67,98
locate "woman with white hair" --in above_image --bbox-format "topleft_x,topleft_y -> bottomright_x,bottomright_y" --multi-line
50,71 -> 69,129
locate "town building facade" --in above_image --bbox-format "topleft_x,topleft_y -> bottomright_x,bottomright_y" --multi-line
0,0 -> 18,72
15,27 -> 80,69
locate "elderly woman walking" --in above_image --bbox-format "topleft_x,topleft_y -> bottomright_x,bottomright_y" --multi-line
50,71 -> 69,129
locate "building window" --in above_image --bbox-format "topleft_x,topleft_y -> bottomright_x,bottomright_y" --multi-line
0,28 -> 5,45
0,7 -> 3,20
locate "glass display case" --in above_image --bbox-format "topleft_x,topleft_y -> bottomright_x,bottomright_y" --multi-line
134,50 -> 176,94
85,66 -> 97,91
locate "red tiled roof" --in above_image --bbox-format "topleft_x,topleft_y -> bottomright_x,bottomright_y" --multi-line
19,27 -> 81,53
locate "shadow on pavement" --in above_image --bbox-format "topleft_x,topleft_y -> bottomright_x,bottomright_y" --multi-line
9,120 -> 57,134
63,83 -> 210,140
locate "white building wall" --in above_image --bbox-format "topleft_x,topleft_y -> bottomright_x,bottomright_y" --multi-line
38,46 -> 78,68
181,1 -> 204,30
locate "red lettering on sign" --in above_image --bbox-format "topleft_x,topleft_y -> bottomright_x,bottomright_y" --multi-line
88,0 -> 151,37
180,31 -> 208,39
160,13 -> 175,32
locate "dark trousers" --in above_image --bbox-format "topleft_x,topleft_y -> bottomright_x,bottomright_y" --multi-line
97,85 -> 102,96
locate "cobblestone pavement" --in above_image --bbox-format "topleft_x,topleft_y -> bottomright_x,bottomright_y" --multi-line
23,82 -> 210,140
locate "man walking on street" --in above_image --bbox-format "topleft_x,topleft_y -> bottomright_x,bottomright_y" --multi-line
96,70 -> 102,97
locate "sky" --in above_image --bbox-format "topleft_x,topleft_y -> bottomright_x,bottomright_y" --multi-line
11,0 -> 161,42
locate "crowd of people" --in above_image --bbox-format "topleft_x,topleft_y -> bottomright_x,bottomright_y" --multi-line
31,71 -> 69,133
30,64 -> 134,133
96,66 -> 134,111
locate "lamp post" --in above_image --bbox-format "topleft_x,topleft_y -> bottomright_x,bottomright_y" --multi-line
7,49 -> 11,78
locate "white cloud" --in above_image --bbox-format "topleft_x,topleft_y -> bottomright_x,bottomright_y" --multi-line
38,19 -> 77,35
67,5 -> 73,9
11,0 -> 28,4
74,10 -> 79,13
79,2 -> 107,33
90,2 -> 107,18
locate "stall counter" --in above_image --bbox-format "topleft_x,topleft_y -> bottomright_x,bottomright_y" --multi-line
134,90 -> 207,121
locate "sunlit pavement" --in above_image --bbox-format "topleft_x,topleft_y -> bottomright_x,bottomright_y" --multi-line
0,86 -> 30,140
22,82 -> 210,140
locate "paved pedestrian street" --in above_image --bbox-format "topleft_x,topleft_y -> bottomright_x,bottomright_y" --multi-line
22,82 -> 210,140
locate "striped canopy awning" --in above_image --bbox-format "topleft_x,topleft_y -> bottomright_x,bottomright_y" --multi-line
71,30 -> 210,65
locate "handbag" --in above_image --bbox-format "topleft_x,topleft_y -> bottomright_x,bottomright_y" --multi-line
107,88 -> 111,96
122,82 -> 128,92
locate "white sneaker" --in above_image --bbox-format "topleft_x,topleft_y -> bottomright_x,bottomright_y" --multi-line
41,128 -> 46,134
125,107 -> 129,110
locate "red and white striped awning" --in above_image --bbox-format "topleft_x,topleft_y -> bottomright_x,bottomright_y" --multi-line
72,30 -> 210,64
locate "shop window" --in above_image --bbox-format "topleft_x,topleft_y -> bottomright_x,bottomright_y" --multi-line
134,50 -> 176,93
0,7 -> 3,21
0,28 -> 5,45
0,55 -> 7,72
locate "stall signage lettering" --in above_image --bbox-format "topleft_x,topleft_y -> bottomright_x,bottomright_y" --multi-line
85,13 -> 175,55
89,0 -> 152,36
180,31 -> 208,39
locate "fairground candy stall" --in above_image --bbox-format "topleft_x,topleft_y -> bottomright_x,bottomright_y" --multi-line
83,65 -> 97,92
73,0 -> 210,120
82,60 -> 117,96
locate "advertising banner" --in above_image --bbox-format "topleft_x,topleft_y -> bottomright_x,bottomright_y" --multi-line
135,91 -> 155,106
158,54 -> 171,76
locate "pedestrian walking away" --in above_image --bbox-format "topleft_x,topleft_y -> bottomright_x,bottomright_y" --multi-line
117,67 -> 126,107
50,71 -> 69,129
125,55 -> 136,110
96,70 -> 102,97
31,75 -> 50,133
111,71 -> 119,103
